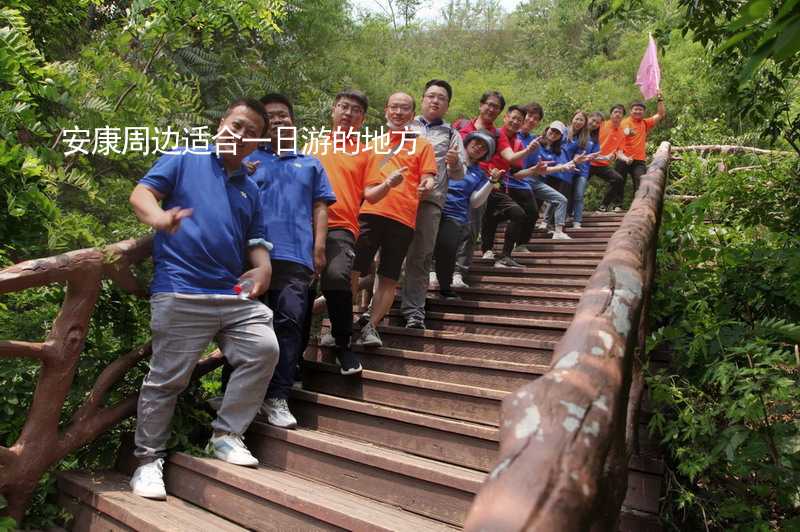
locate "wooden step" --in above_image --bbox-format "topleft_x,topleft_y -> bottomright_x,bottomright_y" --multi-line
466,264 -> 598,277
306,344 -> 547,392
329,324 -> 556,364
164,453 -> 457,531
289,389 -> 499,471
422,297 -> 576,319
57,470 -> 246,532
460,274 -> 588,289
301,360 -> 504,425
247,424 -> 484,526
386,308 -> 571,330
424,285 -> 582,305
473,250 -> 605,259
383,313 -> 568,340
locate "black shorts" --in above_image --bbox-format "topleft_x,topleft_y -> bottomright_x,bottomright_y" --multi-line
353,214 -> 415,281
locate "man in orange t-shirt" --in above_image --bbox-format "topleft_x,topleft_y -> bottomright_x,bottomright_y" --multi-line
589,104 -> 627,211
352,91 -> 437,348
305,89 -> 376,375
616,90 -> 666,195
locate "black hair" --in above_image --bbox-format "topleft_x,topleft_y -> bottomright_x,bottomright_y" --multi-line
424,79 -> 453,102
507,104 -> 525,116
480,90 -> 506,111
630,101 -> 646,110
525,102 -> 544,120
610,103 -> 626,115
334,89 -> 369,114
223,98 -> 268,135
260,92 -> 294,120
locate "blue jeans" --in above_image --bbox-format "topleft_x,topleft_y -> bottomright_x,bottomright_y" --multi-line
530,180 -> 567,226
570,175 -> 589,223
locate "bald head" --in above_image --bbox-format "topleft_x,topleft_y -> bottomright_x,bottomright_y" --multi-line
385,92 -> 415,130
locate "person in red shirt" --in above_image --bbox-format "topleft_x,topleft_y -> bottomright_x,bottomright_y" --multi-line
616,91 -> 666,196
353,92 -> 437,348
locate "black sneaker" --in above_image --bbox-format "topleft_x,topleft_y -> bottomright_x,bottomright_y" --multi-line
405,317 -> 426,329
354,313 -> 370,329
439,289 -> 461,300
335,348 -> 362,375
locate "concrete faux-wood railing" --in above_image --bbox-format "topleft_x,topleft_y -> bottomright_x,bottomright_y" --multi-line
464,141 -> 671,531
0,236 -> 224,522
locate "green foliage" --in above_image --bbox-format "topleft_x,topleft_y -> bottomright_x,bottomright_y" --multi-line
649,152 -> 800,530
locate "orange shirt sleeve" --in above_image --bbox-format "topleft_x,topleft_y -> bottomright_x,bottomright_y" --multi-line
644,116 -> 657,132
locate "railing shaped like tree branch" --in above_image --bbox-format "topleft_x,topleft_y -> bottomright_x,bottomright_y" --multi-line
465,141 -> 671,531
0,236 -> 225,522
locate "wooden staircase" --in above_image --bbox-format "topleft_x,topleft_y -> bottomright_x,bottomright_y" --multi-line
57,212 -> 662,531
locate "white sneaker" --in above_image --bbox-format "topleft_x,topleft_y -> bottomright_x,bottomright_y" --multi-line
482,250 -> 495,260
208,433 -> 259,467
572,222 -> 581,229
613,206 -> 623,213
130,459 -> 166,500
552,231 -> 572,240
428,271 -> 440,290
451,272 -> 469,288
261,398 -> 297,429
535,221 -> 548,230
319,333 -> 335,347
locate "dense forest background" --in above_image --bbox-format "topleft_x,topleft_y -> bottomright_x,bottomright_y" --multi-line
1,0 -> 799,530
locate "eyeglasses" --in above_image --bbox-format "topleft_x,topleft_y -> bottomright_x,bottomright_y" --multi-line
335,102 -> 365,115
388,105 -> 413,113
423,93 -> 449,102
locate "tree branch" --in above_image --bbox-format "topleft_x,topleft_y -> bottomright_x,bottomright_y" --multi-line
113,31 -> 168,112
673,145 -> 796,156
0,341 -> 47,361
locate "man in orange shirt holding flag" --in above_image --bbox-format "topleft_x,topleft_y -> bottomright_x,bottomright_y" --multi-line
353,92 -> 437,348
616,91 -> 666,196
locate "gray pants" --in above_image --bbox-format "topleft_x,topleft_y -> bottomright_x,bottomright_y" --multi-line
400,202 -> 442,322
531,180 -> 567,226
135,293 -> 279,461
455,203 -> 486,275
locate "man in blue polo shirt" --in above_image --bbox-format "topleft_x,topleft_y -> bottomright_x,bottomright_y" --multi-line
128,98 -> 280,500
234,93 -> 336,429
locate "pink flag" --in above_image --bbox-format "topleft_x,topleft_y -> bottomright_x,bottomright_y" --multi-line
636,34 -> 661,100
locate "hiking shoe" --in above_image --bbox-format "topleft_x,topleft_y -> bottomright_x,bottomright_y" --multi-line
356,322 -> 382,347
335,348 -> 362,375
261,398 -> 297,429
208,433 -> 259,467
572,222 -> 582,229
355,313 -> 370,329
319,333 -> 335,347
130,459 -> 166,500
482,250 -> 495,260
535,220 -> 548,230
451,272 -> 469,288
428,271 -> 440,290
513,244 -> 529,253
613,206 -> 623,213
494,256 -> 524,268
552,231 -> 572,240
598,205 -> 608,212
405,317 -> 426,329
439,289 -> 461,299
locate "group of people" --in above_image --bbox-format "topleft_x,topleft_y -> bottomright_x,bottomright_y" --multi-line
126,79 -> 665,499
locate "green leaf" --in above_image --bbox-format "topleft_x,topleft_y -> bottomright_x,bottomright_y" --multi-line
770,16 -> 800,60
728,0 -> 772,32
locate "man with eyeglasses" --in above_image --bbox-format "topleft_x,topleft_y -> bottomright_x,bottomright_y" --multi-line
392,79 -> 467,329
352,92 -> 437,347
306,89 -> 375,375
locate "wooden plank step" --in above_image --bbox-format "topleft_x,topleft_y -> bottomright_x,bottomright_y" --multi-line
386,309 -> 571,330
57,471 -> 247,532
329,325 -> 556,364
289,389 -> 499,471
473,250 -> 605,259
165,453 -> 457,531
383,314 -> 568,340
306,345 -> 547,392
424,285 -> 581,304
301,360 -> 504,425
454,281 -> 584,294
422,297 -> 576,318
461,275 -> 588,288
247,424 -> 484,526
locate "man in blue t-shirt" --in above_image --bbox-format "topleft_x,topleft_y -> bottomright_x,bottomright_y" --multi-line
128,98 -> 280,500
226,93 -> 336,430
